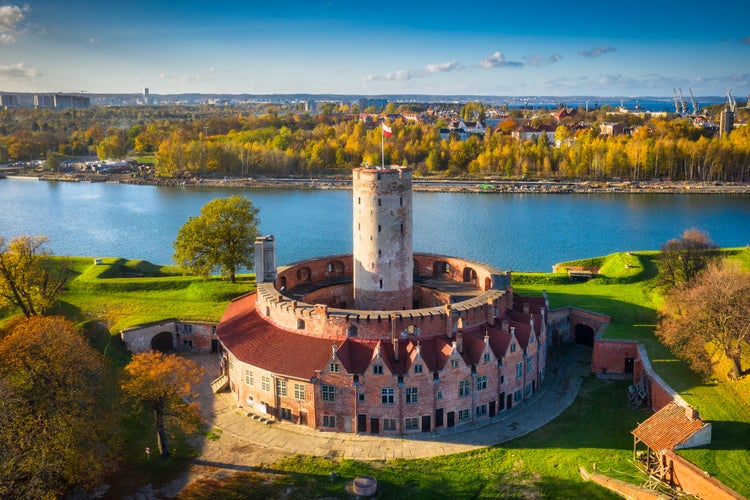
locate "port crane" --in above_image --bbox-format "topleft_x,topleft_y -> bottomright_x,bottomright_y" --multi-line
688,88 -> 699,116
673,88 -> 688,115
726,89 -> 737,113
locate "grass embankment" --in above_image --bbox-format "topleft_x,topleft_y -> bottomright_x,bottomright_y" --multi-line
515,248 -> 750,496
53,257 -> 255,335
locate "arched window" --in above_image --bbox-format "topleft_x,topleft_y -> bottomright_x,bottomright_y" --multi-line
463,267 -> 477,284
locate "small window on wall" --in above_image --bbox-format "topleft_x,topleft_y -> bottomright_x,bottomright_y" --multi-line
383,418 -> 397,431
297,319 -> 305,330
322,415 -> 336,428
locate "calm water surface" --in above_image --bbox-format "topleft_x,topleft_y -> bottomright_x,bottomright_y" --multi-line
1,178 -> 749,272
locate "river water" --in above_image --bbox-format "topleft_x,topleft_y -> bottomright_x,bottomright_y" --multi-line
1,178 -> 749,272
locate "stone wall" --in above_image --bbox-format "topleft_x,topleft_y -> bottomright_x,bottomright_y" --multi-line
257,253 -> 511,341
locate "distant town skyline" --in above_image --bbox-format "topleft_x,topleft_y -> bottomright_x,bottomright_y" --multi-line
1,1 -> 748,97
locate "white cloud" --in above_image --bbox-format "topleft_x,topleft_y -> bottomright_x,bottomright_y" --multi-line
88,37 -> 99,44
0,4 -> 28,44
526,53 -> 562,67
160,73 -> 205,84
423,61 -> 459,74
364,61 -> 459,83
480,51 -> 523,69
577,46 -> 616,58
0,62 -> 40,80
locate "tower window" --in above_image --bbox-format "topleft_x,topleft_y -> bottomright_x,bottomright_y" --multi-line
400,223 -> 404,234
378,249 -> 381,257
378,224 -> 381,233
400,197 -> 403,206
358,197 -> 361,205
379,279 -> 383,289
378,198 -> 382,206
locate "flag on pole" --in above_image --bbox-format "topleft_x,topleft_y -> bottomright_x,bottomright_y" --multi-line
382,123 -> 392,137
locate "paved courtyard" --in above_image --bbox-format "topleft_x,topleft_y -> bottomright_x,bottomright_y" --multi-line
161,344 -> 592,495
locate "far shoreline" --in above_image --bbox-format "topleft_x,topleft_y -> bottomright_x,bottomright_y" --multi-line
3,170 -> 750,194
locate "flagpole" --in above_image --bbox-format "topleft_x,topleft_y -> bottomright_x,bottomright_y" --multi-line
381,122 -> 385,168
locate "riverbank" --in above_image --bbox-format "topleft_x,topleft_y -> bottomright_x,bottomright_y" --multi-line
3,170 -> 750,194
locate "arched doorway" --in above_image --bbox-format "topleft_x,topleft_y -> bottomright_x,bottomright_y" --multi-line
151,331 -> 174,352
574,324 -> 595,347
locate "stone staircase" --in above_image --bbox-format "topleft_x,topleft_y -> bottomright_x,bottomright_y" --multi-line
210,374 -> 229,393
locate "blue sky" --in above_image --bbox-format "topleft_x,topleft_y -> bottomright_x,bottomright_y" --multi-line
1,1 -> 748,96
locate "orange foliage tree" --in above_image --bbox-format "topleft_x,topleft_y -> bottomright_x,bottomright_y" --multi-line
121,351 -> 204,458
0,316 -> 117,498
657,260 -> 750,380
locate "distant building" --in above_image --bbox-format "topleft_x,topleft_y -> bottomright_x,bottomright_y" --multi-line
511,125 -> 555,142
439,120 -> 486,141
719,108 -> 734,138
599,122 -> 625,136
0,94 -> 18,109
34,93 -> 90,110
359,98 -> 388,112
144,88 -> 150,105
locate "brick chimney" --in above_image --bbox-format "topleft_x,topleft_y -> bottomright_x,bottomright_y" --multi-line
523,302 -> 530,314
501,319 -> 509,332
456,332 -> 463,354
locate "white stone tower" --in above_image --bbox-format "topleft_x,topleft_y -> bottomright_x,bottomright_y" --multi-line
352,166 -> 413,310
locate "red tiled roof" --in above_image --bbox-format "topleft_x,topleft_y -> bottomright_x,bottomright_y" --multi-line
632,402 -> 708,452
336,338 -> 375,374
217,293 -> 337,380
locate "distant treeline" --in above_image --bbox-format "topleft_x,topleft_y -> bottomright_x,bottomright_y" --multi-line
1,103 -> 748,181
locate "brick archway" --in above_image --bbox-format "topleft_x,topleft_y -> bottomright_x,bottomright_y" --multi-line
574,324 -> 595,347
150,331 -> 174,352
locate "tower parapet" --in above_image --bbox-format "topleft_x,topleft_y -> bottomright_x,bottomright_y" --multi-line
352,166 -> 413,310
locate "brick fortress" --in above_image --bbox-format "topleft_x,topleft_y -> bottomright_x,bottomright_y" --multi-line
216,166 -> 549,433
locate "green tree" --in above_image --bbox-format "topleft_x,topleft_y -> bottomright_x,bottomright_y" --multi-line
96,127 -> 126,160
657,260 -> 750,380
121,351 -> 204,459
0,316 -> 117,498
173,196 -> 260,283
0,235 -> 69,317
657,228 -> 719,290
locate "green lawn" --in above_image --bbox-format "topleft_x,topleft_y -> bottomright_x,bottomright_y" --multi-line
3,251 -> 748,497
514,249 -> 750,496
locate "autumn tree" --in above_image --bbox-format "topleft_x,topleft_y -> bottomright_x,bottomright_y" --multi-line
173,196 -> 260,283
0,316 -> 118,498
121,351 -> 204,459
656,228 -> 719,290
657,259 -> 750,380
0,235 -> 69,317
